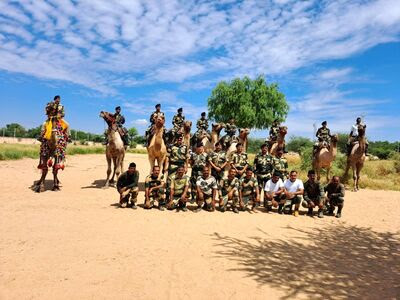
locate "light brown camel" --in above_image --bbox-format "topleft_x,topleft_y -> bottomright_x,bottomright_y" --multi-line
226,128 -> 250,160
211,123 -> 225,146
147,116 -> 167,174
183,121 -> 192,149
100,111 -> 125,187
344,125 -> 366,191
269,126 -> 287,156
312,135 -> 338,182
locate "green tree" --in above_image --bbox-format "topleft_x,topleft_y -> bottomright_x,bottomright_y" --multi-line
286,136 -> 313,154
208,75 -> 289,129
3,123 -> 26,137
26,125 -> 42,138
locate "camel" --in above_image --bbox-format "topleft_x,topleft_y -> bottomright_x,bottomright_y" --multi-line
34,119 -> 68,192
269,126 -> 287,156
211,123 -> 225,146
344,125 -> 366,191
147,116 -> 167,174
182,121 -> 192,149
100,111 -> 126,187
312,135 -> 338,182
226,128 -> 250,161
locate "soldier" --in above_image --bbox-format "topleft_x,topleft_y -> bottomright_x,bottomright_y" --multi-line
221,118 -> 237,149
104,106 -> 129,146
195,166 -> 218,212
283,170 -> 304,217
145,104 -> 165,146
324,176 -> 345,218
171,107 -> 185,141
347,117 -> 369,156
116,162 -> 139,209
239,168 -> 260,211
193,112 -> 210,144
253,143 -> 274,193
168,166 -> 190,211
266,119 -> 280,148
272,148 -> 289,180
230,143 -> 249,178
144,165 -> 166,210
190,142 -> 208,201
264,171 -> 285,213
313,121 -> 332,157
208,141 -> 228,182
219,168 -> 240,213
303,170 -> 325,218
167,135 -> 189,178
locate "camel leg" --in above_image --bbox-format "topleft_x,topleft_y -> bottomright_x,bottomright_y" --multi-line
104,155 -> 112,187
35,165 -> 48,193
52,167 -> 60,191
110,157 -> 117,184
355,163 -> 362,191
148,156 -> 155,174
115,156 -> 122,180
352,166 -> 357,192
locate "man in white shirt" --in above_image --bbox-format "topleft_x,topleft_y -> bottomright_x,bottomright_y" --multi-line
347,117 -> 368,156
264,171 -> 285,213
283,170 -> 304,217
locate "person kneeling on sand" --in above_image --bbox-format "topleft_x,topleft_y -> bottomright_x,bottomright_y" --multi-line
239,167 -> 260,211
144,166 -> 166,211
263,171 -> 285,213
303,170 -> 325,218
219,168 -> 240,213
167,166 -> 190,211
117,162 -> 139,209
283,170 -> 304,217
195,166 -> 218,212
324,176 -> 345,218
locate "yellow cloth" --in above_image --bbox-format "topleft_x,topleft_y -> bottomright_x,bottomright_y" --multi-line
44,119 -> 68,140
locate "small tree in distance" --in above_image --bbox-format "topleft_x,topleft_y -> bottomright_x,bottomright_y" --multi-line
208,75 -> 289,129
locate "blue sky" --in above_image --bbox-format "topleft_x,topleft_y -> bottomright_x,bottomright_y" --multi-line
0,0 -> 399,141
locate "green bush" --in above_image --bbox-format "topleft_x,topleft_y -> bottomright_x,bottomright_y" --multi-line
287,136 -> 313,154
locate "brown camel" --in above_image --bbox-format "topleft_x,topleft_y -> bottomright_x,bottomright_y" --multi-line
147,116 -> 167,174
226,128 -> 250,160
34,119 -> 68,192
182,121 -> 192,149
211,123 -> 225,146
100,111 -> 125,187
269,126 -> 287,156
312,135 -> 338,182
344,125 -> 366,191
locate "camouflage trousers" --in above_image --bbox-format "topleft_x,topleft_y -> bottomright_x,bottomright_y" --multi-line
197,193 -> 214,210
256,174 -> 271,190
119,187 -> 139,206
241,193 -> 259,208
144,189 -> 166,209
167,193 -> 188,209
220,191 -> 240,209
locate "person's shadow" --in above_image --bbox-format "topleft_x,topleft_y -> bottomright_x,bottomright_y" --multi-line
212,225 -> 400,299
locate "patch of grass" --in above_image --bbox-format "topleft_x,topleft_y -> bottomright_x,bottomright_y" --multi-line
127,148 -> 148,154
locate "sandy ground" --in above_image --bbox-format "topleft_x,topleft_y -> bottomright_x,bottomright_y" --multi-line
1,153 -> 399,300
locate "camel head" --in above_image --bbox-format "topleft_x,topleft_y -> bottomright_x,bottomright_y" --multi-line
183,121 -> 192,133
331,134 -> 338,144
154,116 -> 165,129
100,111 -> 116,129
239,128 -> 250,139
357,125 -> 366,137
212,123 -> 225,134
279,126 -> 288,137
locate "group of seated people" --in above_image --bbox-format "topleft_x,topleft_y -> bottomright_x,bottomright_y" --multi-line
116,141 -> 345,218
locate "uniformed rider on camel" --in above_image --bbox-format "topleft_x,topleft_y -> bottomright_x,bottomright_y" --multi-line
221,118 -> 238,149
103,106 -> 129,146
145,103 -> 166,147
313,121 -> 333,158
347,117 -> 369,156
194,112 -> 210,144
170,107 -> 185,144
267,119 -> 287,153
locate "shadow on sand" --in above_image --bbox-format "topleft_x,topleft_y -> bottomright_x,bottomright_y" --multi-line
30,180 -> 59,192
212,225 -> 400,299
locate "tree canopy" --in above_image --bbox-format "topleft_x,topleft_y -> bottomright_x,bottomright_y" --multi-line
207,75 -> 289,129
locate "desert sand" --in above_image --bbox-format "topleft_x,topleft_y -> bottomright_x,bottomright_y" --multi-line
1,153 -> 399,299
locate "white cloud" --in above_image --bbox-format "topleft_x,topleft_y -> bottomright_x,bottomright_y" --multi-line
132,119 -> 148,126
0,0 -> 398,93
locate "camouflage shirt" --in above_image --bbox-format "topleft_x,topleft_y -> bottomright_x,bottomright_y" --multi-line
172,113 -> 185,129
145,174 -> 165,194
324,183 -> 345,198
191,152 -> 208,171
168,144 -> 188,165
170,174 -> 190,196
196,118 -> 209,131
220,176 -> 240,196
272,156 -> 288,179
240,177 -> 258,196
253,152 -> 274,175
196,175 -> 218,196
269,126 -> 280,139
208,151 -> 227,168
114,113 -> 125,127
316,127 -> 331,142
303,180 -> 324,201
149,111 -> 165,124
225,123 -> 237,136
231,152 -> 249,169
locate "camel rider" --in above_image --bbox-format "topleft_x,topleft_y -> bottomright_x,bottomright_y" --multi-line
195,112 -> 209,142
171,108 -> 185,140
267,119 -> 280,145
313,121 -> 332,157
221,118 -> 238,149
40,95 -> 70,142
347,117 -> 369,156
145,104 -> 165,146
103,106 -> 129,146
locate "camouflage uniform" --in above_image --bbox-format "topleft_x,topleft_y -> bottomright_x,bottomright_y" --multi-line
219,176 -> 240,210
221,122 -> 237,148
144,174 -> 166,209
231,151 -> 249,178
145,110 -> 165,143
196,175 -> 218,209
253,152 -> 274,189
117,170 -> 139,206
195,117 -> 210,140
168,173 -> 190,209
303,180 -> 325,205
171,113 -> 185,135
272,156 -> 288,180
167,144 -> 189,177
239,176 -> 259,208
190,151 -> 208,200
313,127 -> 331,156
268,124 -> 280,142
208,150 -> 227,181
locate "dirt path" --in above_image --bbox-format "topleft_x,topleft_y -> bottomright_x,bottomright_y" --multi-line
1,154 -> 399,299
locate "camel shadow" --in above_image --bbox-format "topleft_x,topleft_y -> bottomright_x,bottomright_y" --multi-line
81,179 -> 111,189
30,180 -> 58,192
212,225 -> 400,299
